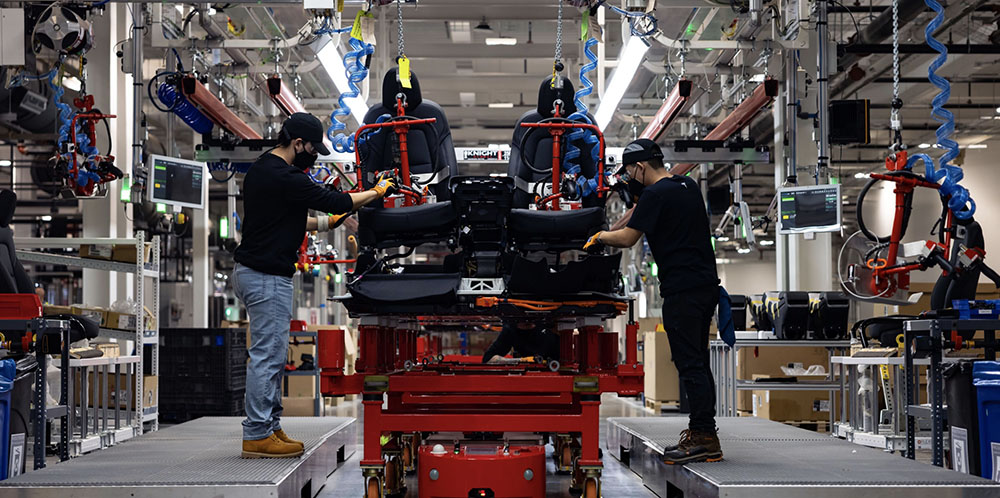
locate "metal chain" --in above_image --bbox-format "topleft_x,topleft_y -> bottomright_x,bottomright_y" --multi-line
890,0 -> 902,147
554,0 -> 563,64
396,0 -> 404,58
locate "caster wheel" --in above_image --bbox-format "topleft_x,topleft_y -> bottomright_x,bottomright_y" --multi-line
402,444 -> 412,469
584,477 -> 600,498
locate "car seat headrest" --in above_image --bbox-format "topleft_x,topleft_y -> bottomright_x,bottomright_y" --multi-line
537,75 -> 576,119
0,189 -> 16,228
382,67 -> 423,112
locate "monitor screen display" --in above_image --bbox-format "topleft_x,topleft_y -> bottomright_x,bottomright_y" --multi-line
777,184 -> 841,234
148,155 -> 206,209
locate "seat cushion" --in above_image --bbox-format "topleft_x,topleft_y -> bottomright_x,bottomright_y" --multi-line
358,201 -> 457,246
508,207 -> 605,240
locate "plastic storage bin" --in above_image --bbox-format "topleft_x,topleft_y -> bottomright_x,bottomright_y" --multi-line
945,360 -> 980,475
973,361 -> 1000,479
0,358 -> 15,481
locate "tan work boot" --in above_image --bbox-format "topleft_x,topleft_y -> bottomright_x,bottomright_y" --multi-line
662,429 -> 723,464
274,429 -> 304,450
242,433 -> 304,458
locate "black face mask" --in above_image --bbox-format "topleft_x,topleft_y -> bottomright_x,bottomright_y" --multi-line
292,145 -> 318,171
627,178 -> 645,199
626,164 -> 645,199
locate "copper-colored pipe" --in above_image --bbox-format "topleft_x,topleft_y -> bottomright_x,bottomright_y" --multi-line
181,76 -> 262,140
640,79 -> 691,142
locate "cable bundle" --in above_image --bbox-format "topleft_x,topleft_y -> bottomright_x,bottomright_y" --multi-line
327,37 -> 374,153
562,36 -> 602,198
907,0 -> 974,219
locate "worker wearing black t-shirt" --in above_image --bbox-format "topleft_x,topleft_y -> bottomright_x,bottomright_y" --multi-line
583,138 -> 722,464
233,113 -> 394,459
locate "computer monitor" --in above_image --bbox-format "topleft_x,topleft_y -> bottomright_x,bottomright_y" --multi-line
777,184 -> 841,235
148,154 -> 206,210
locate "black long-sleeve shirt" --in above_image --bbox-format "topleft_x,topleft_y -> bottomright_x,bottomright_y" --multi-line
234,153 -> 353,277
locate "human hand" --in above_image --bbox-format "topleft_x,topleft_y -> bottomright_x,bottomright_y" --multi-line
583,231 -> 604,251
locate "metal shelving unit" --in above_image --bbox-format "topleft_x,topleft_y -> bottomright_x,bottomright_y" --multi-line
289,330 -> 323,416
16,233 -> 161,445
710,337 -> 850,424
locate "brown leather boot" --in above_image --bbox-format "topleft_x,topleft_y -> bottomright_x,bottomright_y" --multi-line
242,433 -> 304,459
662,429 -> 723,464
274,429 -> 304,450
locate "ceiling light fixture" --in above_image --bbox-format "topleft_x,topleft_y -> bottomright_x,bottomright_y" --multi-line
967,144 -> 988,149
736,247 -> 752,254
475,17 -> 492,30
759,239 -> 774,247
40,215 -> 52,222
995,106 -> 1000,114
315,39 -> 368,126
485,37 -> 517,46
918,143 -> 931,149
594,36 -> 650,131
0,160 -> 11,167
854,172 -> 868,179
488,102 -> 514,108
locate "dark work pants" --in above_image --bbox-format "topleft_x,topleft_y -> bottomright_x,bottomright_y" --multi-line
662,284 -> 719,433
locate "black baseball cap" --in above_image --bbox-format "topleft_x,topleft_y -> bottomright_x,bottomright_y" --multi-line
280,112 -> 330,156
619,138 -> 664,172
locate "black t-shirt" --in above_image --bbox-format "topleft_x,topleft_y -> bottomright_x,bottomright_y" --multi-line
234,153 -> 354,277
627,175 -> 719,293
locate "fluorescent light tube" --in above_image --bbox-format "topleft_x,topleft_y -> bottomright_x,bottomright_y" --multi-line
594,36 -> 650,131
315,40 -> 369,127
488,102 -> 514,108
485,37 -> 517,46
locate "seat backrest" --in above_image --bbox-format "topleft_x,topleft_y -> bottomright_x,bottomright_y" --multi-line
507,76 -> 600,208
359,68 -> 458,200
0,190 -> 33,294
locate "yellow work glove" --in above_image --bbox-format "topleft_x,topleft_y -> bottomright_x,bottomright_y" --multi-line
583,231 -> 604,250
372,173 -> 396,197
329,213 -> 348,229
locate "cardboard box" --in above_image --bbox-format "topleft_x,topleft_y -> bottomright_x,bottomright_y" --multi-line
92,342 -> 120,358
70,306 -> 108,326
282,396 -> 320,416
111,243 -> 152,264
222,320 -> 249,329
76,374 -> 156,410
105,311 -> 138,331
43,305 -> 73,316
736,346 -> 833,411
79,244 -> 112,260
643,331 -> 680,403
751,375 -> 831,422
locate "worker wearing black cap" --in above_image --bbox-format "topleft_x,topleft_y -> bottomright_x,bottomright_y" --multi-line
233,112 -> 393,458
583,138 -> 722,464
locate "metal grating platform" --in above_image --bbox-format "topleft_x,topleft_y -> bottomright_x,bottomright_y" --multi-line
607,416 -> 1000,498
1,417 -> 356,498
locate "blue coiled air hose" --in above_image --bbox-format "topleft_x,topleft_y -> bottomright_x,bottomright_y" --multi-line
562,36 -> 602,198
157,83 -> 214,135
327,37 -> 374,154
908,0 -> 974,219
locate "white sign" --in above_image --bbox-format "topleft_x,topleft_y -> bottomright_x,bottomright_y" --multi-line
951,427 -> 969,474
992,442 -> 1000,482
456,148 -> 510,162
9,433 -> 24,478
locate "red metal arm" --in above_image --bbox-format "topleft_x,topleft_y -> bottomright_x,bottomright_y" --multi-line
671,79 -> 778,176
181,76 -> 262,140
69,112 -> 116,192
518,122 -> 607,203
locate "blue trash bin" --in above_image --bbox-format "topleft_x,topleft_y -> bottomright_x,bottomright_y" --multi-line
0,358 -> 15,481
973,361 -> 1000,480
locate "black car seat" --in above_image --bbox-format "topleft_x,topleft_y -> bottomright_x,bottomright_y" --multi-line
506,76 -> 606,252
356,68 -> 459,249
0,190 -> 33,294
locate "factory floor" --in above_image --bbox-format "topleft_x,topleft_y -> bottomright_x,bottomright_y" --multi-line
317,393 -> 661,497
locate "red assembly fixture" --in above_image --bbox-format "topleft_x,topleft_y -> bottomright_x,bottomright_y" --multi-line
640,79 -> 692,141
181,76 -> 263,140
671,78 -> 778,176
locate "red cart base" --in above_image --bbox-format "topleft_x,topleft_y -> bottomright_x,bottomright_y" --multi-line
417,443 -> 545,498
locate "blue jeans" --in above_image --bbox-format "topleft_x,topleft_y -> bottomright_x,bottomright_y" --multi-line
233,263 -> 293,440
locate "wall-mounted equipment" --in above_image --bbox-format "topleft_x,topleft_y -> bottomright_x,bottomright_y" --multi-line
147,154 -> 207,210
777,184 -> 841,235
829,100 -> 870,145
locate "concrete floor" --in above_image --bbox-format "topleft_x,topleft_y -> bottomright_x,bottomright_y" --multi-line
316,393 -> 666,497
